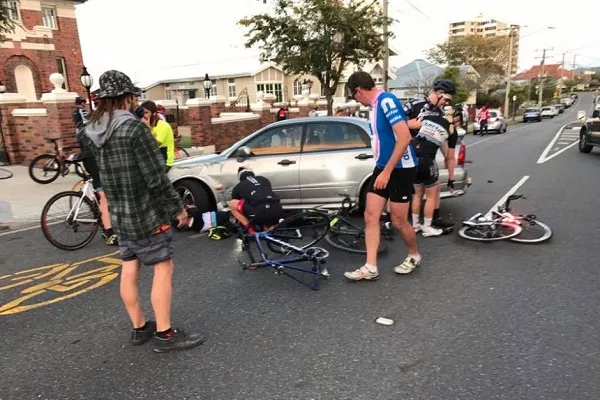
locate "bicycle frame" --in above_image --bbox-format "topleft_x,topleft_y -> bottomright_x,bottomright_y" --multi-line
241,230 -> 329,290
67,180 -> 99,224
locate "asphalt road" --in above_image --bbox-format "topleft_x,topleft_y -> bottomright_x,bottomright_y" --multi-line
1,93 -> 599,400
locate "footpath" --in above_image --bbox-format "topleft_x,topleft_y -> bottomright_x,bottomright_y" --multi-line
0,166 -> 80,231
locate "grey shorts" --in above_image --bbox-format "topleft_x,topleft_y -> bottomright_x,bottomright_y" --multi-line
119,228 -> 174,266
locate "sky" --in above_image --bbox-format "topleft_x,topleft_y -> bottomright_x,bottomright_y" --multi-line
74,0 -> 600,89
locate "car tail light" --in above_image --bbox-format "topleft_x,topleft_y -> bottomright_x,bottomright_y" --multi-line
458,145 -> 466,166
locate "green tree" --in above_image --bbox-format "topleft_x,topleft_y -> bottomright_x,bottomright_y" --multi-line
1,0 -> 19,40
239,0 -> 394,115
434,66 -> 469,105
426,36 -> 508,86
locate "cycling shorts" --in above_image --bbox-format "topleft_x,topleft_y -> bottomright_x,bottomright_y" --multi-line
82,157 -> 102,191
368,166 -> 416,203
237,199 -> 284,226
414,157 -> 439,188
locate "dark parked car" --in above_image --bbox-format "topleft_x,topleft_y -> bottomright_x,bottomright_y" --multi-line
523,108 -> 542,122
579,110 -> 600,154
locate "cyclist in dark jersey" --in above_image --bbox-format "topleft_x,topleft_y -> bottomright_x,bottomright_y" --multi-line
227,167 -> 284,233
403,79 -> 459,231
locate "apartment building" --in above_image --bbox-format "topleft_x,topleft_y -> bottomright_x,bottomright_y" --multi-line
448,14 -> 520,75
0,0 -> 87,100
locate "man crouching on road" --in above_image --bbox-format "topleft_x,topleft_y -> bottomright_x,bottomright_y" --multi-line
79,70 -> 205,353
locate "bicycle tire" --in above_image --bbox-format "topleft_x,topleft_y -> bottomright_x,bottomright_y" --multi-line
458,222 -> 522,242
267,209 -> 330,254
0,167 -> 13,180
29,154 -> 61,184
325,217 -> 387,254
510,219 -> 553,244
41,191 -> 100,251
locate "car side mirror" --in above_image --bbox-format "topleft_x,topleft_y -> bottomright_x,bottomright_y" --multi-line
236,146 -> 252,162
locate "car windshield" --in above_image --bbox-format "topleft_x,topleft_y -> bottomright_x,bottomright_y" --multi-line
542,107 -> 551,111
489,111 -> 498,118
525,108 -> 539,113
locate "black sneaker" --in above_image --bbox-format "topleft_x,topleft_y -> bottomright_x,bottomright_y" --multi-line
130,321 -> 157,346
153,328 -> 206,353
432,218 -> 455,229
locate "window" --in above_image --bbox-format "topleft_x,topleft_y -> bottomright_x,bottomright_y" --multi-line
4,0 -> 19,20
293,80 -> 303,96
244,125 -> 303,156
303,122 -> 370,153
55,57 -> 68,90
41,6 -> 57,29
165,91 -> 172,100
228,79 -> 236,98
208,80 -> 217,97
256,83 -> 283,102
188,90 -> 196,100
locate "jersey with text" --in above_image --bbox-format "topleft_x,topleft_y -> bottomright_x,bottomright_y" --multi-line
369,91 -> 417,169
403,95 -> 446,137
411,114 -> 457,159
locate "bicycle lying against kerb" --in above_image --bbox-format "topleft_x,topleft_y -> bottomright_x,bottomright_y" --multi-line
458,194 -> 553,244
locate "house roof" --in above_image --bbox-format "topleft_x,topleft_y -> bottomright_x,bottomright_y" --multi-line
512,64 -> 578,81
388,59 -> 444,89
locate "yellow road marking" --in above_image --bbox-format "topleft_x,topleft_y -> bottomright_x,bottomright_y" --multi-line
0,251 -> 122,316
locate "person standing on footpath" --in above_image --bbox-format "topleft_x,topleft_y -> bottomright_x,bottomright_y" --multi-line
343,71 -> 422,281
79,70 -> 205,353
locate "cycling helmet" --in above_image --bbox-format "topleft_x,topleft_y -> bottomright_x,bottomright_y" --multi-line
156,104 -> 166,113
208,226 -> 232,240
238,167 -> 254,180
433,79 -> 457,95
75,96 -> 87,105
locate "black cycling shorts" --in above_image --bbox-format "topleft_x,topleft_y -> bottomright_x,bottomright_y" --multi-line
368,166 -> 416,203
414,157 -> 439,188
82,157 -> 102,191
239,200 -> 284,226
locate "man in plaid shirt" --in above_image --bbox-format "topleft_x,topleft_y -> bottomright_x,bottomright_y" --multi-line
78,70 -> 205,353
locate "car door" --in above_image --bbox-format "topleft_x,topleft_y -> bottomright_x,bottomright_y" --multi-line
219,124 -> 303,205
298,120 -> 373,206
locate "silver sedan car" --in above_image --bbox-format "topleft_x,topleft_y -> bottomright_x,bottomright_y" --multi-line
169,117 -> 470,212
473,109 -> 508,133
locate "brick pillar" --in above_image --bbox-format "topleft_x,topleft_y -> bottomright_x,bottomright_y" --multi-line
298,104 -> 310,117
186,98 -> 213,147
252,103 -> 273,126
0,94 -> 27,165
210,96 -> 227,118
41,90 -> 78,149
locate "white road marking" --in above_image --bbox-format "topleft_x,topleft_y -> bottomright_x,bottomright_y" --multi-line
485,175 -> 530,218
0,223 -> 40,236
536,123 -> 580,164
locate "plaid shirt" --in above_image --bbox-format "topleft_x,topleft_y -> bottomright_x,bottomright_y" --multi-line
78,118 -> 183,241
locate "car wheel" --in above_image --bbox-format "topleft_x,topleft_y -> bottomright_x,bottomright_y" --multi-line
579,131 -> 593,153
174,179 -> 214,212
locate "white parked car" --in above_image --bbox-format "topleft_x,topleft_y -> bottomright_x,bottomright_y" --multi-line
540,106 -> 558,118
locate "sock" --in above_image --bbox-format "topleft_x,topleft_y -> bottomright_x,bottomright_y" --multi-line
412,214 -> 420,227
104,228 -> 114,236
364,263 -> 377,272
424,217 -> 432,228
433,208 -> 440,220
156,328 -> 174,339
134,321 -> 148,331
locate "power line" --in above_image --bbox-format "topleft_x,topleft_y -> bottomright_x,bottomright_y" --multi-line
402,0 -> 430,19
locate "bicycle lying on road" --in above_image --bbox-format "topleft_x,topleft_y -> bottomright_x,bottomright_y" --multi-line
458,194 -> 553,244
28,137 -> 88,184
321,193 -> 393,255
40,177 -> 103,251
238,209 -> 332,290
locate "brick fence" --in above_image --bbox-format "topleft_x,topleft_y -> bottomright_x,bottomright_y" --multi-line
0,75 -> 364,165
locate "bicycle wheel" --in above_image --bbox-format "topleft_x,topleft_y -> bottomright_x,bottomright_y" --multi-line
0,167 -> 13,180
325,217 -> 387,254
510,219 -> 552,244
458,222 -> 522,242
267,209 -> 330,254
29,154 -> 61,184
41,191 -> 100,251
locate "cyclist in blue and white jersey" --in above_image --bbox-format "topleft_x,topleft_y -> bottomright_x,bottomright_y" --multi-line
343,71 -> 422,282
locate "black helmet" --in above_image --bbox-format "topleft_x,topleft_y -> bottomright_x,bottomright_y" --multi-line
433,79 -> 457,95
75,96 -> 87,105
238,167 -> 254,180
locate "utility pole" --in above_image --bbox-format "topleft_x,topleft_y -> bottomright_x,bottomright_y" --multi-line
571,54 -> 578,93
536,48 -> 553,108
503,25 -> 517,118
558,52 -> 566,97
382,0 -> 389,91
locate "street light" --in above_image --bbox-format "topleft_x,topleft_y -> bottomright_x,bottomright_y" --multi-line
203,73 -> 212,99
80,66 -> 94,112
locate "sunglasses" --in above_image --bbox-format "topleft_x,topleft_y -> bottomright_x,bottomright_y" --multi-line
440,92 -> 453,101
